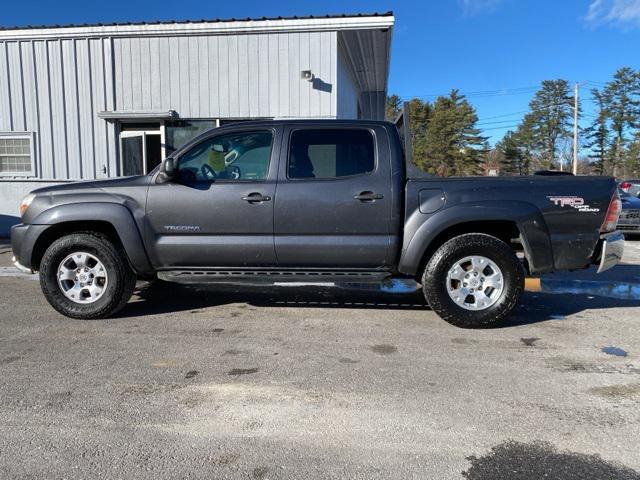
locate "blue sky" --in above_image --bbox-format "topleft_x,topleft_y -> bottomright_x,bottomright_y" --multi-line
2,0 -> 640,144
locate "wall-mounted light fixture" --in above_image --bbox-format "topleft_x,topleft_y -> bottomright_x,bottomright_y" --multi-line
300,70 -> 314,82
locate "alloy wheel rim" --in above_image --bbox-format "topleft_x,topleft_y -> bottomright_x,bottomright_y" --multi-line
57,252 -> 109,304
445,255 -> 504,311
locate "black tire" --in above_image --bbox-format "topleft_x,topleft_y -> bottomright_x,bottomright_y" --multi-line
422,233 -> 524,328
39,232 -> 137,319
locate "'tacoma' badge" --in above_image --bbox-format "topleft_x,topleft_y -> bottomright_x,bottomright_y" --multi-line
163,225 -> 201,232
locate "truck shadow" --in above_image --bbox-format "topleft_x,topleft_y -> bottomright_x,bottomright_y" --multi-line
504,292 -> 640,327
120,281 -> 428,316
115,281 -> 640,328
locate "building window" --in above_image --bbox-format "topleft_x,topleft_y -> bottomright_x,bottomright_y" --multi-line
0,133 -> 35,176
165,120 -> 217,154
165,119 -> 270,155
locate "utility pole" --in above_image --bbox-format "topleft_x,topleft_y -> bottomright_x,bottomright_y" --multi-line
572,82 -> 579,175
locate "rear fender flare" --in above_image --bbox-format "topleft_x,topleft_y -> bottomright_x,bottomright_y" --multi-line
398,201 -> 553,276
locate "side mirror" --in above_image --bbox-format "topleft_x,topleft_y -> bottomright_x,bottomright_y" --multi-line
157,158 -> 175,183
164,158 -> 175,177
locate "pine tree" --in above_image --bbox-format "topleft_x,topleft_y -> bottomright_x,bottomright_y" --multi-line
527,80 -> 574,169
496,130 -> 524,175
402,92 -> 485,176
582,88 -> 610,175
385,94 -> 402,122
511,113 -> 537,174
420,90 -> 487,176
602,67 -> 640,177
406,98 -> 433,172
625,132 -> 640,178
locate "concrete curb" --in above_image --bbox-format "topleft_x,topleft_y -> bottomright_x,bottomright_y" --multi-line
0,266 -> 37,279
539,278 -> 640,301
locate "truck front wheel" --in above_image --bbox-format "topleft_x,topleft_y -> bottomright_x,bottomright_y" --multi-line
422,233 -> 524,328
39,232 -> 137,319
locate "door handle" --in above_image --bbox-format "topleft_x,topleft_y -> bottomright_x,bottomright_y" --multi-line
354,191 -> 383,202
242,192 -> 271,203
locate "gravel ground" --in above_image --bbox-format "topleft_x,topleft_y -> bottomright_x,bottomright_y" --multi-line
0,241 -> 639,479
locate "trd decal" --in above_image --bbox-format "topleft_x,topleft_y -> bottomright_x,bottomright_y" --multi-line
547,196 -> 599,213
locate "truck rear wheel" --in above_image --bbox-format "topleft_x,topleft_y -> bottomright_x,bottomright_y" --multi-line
422,233 -> 524,328
39,232 -> 137,319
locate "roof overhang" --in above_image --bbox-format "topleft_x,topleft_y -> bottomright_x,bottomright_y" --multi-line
97,110 -> 178,121
338,26 -> 393,94
0,14 -> 395,41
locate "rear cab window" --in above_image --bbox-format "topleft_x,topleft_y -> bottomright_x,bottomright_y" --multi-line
287,129 -> 375,179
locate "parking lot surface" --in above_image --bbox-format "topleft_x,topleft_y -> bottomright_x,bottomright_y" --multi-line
1,241 -> 639,479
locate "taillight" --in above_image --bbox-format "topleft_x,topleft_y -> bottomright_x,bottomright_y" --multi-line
601,192 -> 622,233
620,182 -> 631,192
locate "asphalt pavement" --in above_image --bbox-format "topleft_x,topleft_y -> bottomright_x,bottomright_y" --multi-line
1,240 -> 639,479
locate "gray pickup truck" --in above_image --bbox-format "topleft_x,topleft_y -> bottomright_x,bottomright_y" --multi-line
11,120 -> 624,327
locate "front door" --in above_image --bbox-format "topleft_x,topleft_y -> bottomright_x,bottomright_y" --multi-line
120,130 -> 162,176
274,126 -> 394,268
145,127 -> 280,268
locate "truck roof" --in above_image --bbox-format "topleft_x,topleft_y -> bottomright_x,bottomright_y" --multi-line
214,119 -> 395,130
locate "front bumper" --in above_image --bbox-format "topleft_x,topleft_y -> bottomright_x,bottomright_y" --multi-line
12,256 -> 34,274
618,209 -> 640,232
10,223 -> 48,272
596,231 -> 624,274
617,221 -> 640,232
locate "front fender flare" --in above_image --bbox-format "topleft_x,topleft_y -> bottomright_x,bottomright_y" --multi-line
30,202 -> 153,275
398,201 -> 553,276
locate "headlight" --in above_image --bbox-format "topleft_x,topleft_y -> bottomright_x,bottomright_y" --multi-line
19,193 -> 36,217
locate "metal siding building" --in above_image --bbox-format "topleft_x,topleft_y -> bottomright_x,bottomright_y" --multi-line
0,13 -> 394,235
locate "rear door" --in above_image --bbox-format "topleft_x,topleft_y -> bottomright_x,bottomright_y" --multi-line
274,124 -> 394,268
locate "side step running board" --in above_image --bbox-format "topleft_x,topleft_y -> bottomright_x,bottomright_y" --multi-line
158,269 -> 391,285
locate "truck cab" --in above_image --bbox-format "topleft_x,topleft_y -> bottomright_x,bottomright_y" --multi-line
145,121 -> 401,271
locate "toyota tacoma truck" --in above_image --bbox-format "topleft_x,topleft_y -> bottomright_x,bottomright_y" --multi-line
11,120 -> 624,327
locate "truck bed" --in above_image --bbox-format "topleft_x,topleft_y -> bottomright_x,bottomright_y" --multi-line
401,175 -> 617,275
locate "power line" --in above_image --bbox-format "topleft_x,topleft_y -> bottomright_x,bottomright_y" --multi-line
480,125 -> 520,131
400,80 -> 612,103
476,102 -> 580,125
477,119 -> 526,126
584,80 -> 608,87
412,86 -> 537,97
478,110 -> 530,120
401,85 -> 539,100
464,89 -> 539,99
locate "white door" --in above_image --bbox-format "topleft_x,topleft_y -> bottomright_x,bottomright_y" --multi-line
119,131 -> 162,176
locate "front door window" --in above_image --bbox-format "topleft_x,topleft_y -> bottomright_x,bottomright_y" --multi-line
176,130 -> 273,182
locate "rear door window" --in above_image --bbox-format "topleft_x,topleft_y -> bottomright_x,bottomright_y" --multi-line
288,129 -> 375,179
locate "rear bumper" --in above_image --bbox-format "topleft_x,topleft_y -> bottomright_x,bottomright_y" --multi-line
595,231 -> 624,273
